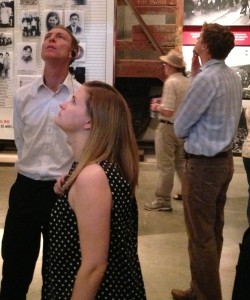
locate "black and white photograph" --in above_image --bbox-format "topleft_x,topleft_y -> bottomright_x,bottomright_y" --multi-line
0,50 -> 12,79
21,11 -> 41,37
183,44 -> 250,83
230,63 -> 250,154
16,74 -> 40,87
0,0 -> 14,28
20,0 -> 38,5
70,42 -> 86,68
70,0 -> 86,6
225,46 -> 250,90
17,42 -> 36,72
0,32 -> 12,46
69,42 -> 86,83
184,0 -> 250,26
43,0 -> 64,6
65,10 -> 84,38
43,10 -> 62,32
75,42 -> 86,62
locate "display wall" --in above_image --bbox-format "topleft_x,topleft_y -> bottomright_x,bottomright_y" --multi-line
0,0 -> 115,140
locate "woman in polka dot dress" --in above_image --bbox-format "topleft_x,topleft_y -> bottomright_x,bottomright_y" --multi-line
43,81 -> 147,299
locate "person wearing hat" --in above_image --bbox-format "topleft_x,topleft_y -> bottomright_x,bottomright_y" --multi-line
144,49 -> 190,212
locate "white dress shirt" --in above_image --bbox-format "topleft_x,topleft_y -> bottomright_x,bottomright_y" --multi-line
14,74 -> 81,180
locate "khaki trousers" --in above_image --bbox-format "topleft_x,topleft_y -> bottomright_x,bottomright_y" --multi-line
155,123 -> 186,204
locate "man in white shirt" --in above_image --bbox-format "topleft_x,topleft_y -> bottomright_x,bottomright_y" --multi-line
0,26 -> 81,300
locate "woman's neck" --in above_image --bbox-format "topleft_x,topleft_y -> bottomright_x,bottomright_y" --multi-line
67,132 -> 89,162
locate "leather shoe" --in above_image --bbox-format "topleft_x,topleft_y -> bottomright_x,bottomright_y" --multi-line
171,288 -> 196,300
173,194 -> 182,200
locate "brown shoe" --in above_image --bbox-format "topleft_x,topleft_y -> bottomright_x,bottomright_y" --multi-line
171,288 -> 196,300
173,193 -> 182,200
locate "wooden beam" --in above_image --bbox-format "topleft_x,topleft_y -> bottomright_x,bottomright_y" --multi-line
132,7 -> 177,14
117,0 -> 177,13
116,39 -> 176,50
116,59 -> 166,81
176,0 -> 184,51
117,0 -> 177,5
124,0 -> 165,55
132,25 -> 177,43
133,24 -> 177,33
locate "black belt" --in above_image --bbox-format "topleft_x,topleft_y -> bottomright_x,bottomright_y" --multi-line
159,120 -> 174,125
17,173 -> 56,184
186,151 -> 230,159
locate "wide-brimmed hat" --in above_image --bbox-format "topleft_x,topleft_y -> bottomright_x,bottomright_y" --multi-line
159,49 -> 186,69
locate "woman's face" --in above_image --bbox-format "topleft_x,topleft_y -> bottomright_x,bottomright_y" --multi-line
48,16 -> 58,28
55,86 -> 91,133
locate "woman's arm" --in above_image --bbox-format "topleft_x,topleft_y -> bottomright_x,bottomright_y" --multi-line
69,163 -> 112,300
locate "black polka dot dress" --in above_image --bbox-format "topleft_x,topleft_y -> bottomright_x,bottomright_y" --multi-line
43,160 -> 147,300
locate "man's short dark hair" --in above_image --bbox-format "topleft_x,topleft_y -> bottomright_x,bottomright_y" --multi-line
23,45 -> 32,52
202,23 -> 235,60
70,13 -> 79,20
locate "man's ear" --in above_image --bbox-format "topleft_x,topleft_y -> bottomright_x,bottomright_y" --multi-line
202,43 -> 207,51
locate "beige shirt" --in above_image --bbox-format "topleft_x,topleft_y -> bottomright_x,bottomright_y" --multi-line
160,72 -> 190,123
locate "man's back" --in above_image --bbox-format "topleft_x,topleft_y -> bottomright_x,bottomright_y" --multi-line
175,60 -> 242,156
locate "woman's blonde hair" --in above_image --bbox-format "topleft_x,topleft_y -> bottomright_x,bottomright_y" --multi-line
63,81 -> 139,194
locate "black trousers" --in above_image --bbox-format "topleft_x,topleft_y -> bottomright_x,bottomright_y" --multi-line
0,173 -> 57,300
232,227 -> 250,300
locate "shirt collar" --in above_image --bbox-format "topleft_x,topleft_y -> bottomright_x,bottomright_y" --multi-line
38,73 -> 74,93
199,59 -> 225,72
63,73 -> 76,94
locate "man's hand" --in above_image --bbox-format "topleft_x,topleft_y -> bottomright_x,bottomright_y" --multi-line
150,97 -> 161,112
191,51 -> 201,77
